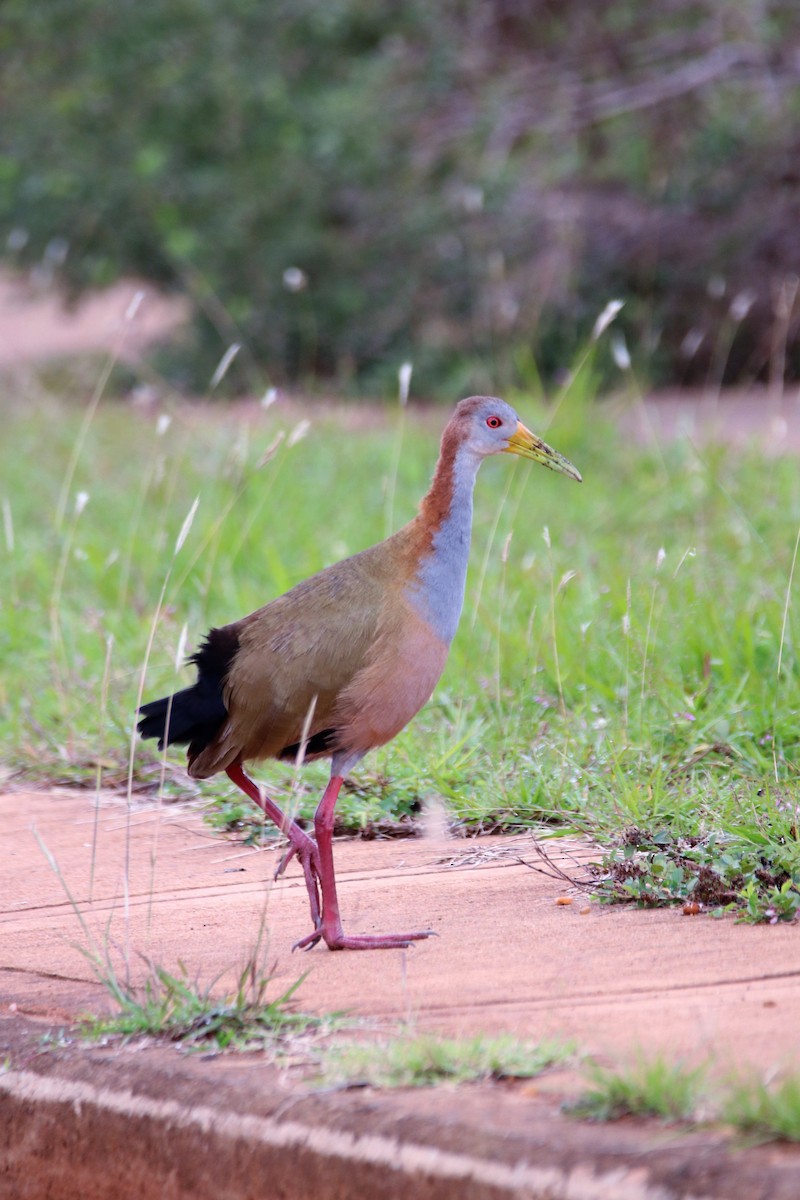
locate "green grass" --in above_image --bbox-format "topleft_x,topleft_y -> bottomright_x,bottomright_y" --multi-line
567,1056 -> 706,1122
3,358 -> 800,921
722,1074 -> 800,1143
321,1033 -> 574,1088
566,1057 -> 800,1144
84,959 -> 326,1051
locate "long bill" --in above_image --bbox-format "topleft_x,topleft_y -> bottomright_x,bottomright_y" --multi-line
503,421 -> 582,482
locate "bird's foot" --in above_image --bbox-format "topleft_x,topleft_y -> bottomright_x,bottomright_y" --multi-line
273,831 -> 322,930
273,829 -> 319,881
292,924 -> 435,952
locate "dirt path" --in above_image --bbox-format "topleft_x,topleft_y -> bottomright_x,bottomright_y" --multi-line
620,384 -> 800,453
0,270 -> 186,367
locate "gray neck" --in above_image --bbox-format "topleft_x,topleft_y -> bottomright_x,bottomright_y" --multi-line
406,447 -> 481,643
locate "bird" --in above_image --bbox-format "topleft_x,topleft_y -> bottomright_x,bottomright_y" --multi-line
138,396 -> 581,951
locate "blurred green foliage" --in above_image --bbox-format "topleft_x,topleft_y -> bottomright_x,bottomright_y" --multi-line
2,1 -> 800,393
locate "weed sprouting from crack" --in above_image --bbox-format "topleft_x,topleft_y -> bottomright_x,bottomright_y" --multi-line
33,826 -> 330,1054
82,956 -> 331,1053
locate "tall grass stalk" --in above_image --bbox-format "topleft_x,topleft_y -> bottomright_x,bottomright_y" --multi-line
48,490 -> 90,715
89,632 -> 115,901
384,361 -> 412,538
122,495 -> 199,952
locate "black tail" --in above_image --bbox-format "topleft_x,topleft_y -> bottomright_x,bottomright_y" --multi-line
137,625 -> 240,757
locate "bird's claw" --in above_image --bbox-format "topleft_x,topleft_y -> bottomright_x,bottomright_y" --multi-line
273,844 -> 297,881
273,831 -> 323,930
292,928 -> 324,952
273,831 -> 317,880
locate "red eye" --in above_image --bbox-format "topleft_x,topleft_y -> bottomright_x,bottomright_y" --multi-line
486,415 -> 502,429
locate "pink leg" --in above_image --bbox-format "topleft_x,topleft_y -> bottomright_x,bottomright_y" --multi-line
226,761 -> 321,930
292,775 -> 435,952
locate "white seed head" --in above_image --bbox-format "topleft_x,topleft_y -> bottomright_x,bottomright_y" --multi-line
282,267 -> 308,292
591,299 -> 624,341
730,289 -> 756,322
125,290 -> 145,321
175,496 -> 199,555
611,332 -> 631,371
287,418 -> 311,448
210,343 -> 241,388
174,622 -> 189,671
398,362 -> 413,406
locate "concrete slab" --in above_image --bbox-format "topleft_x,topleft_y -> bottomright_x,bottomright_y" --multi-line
3,789 -> 800,1071
3,787 -> 800,1198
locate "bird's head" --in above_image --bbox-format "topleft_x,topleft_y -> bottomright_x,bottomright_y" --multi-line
453,396 -> 582,482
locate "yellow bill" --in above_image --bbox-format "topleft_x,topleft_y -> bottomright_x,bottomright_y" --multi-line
503,421 -> 582,482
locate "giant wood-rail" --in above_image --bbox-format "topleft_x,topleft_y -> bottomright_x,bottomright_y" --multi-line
138,396 -> 581,950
